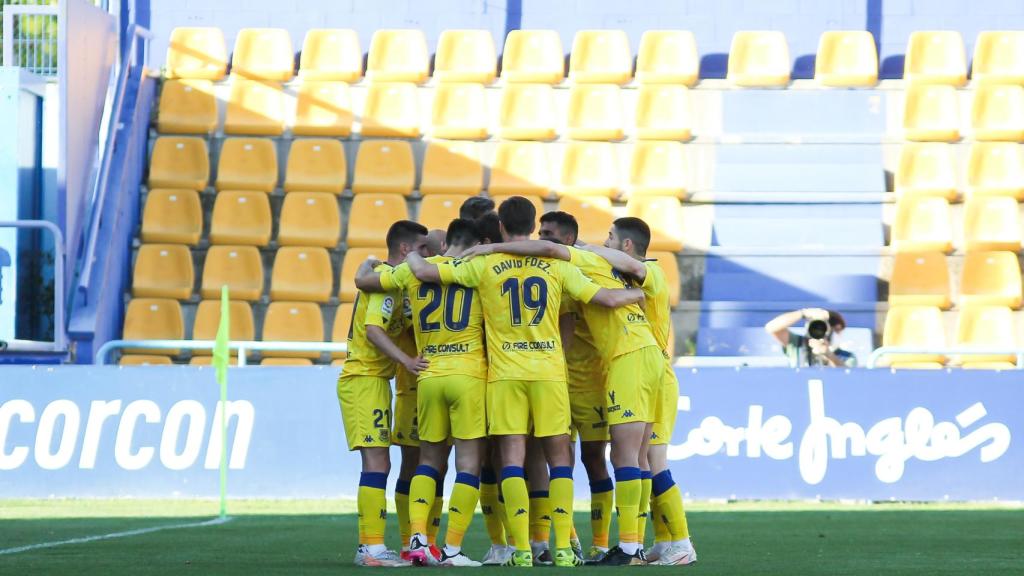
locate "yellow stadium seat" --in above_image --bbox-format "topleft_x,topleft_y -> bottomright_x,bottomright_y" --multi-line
216,138 -> 278,193
293,81 -> 353,137
431,83 -> 489,140
489,142 -> 551,198
148,137 -> 209,191
166,27 -> 227,80
420,141 -> 483,196
499,83 -> 557,141
284,139 -> 347,195
889,196 -> 952,253
209,191 -> 271,246
963,196 -> 1022,252
894,143 -> 957,200
201,245 -> 264,301
261,302 -> 324,360
727,31 -> 791,87
904,31 -> 966,86
903,84 -> 960,142
635,84 -> 692,141
231,28 -> 294,81
347,193 -> 410,248
120,355 -> 173,366
491,194 -> 543,217
971,84 -> 1024,142
649,251 -> 680,307
966,142 -> 1024,200
881,306 -> 947,367
435,30 -> 497,84
889,251 -> 951,309
366,29 -> 429,84
351,140 -> 415,196
419,194 -> 468,230
635,30 -> 699,85
815,31 -> 878,87
626,195 -> 684,252
331,302 -> 355,359
560,142 -> 619,198
298,29 -> 362,82
132,244 -> 194,300
501,30 -> 565,84
224,79 -> 285,136
191,300 -> 255,356
956,306 -> 1017,366
558,196 -> 614,245
568,30 -> 632,85
360,82 -> 420,138
261,357 -> 315,366
123,298 -> 184,356
141,189 -> 202,246
270,247 -> 333,303
960,251 -> 1023,308
567,84 -> 624,141
339,247 -> 388,302
629,141 -> 687,198
278,192 -> 341,248
972,31 -> 1024,86
157,79 -> 217,134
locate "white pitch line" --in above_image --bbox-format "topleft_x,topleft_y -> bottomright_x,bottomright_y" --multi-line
0,516 -> 233,556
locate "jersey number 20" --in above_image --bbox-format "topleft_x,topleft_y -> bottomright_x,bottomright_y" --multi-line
418,284 -> 473,332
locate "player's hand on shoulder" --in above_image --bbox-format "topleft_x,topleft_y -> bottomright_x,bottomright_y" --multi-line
364,256 -> 383,269
459,244 -> 493,261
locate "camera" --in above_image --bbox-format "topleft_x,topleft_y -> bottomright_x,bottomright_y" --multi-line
807,319 -> 831,340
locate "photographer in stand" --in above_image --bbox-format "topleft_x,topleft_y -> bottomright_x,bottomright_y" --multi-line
764,308 -> 856,367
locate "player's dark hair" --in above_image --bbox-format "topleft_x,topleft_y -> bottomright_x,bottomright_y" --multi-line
827,310 -> 846,330
459,196 -> 495,220
612,217 -> 651,256
539,211 -> 579,244
445,218 -> 480,248
475,212 -> 502,245
385,220 -> 428,253
497,196 -> 536,237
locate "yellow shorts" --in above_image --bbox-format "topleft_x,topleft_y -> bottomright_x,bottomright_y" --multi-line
417,375 -> 486,442
606,346 -> 662,426
650,362 -> 679,446
487,380 -> 570,438
337,374 -> 392,451
568,381 -> 610,443
392,391 -> 419,446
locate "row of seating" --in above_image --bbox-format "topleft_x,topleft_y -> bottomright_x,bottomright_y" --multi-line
889,251 -> 1023,310
890,196 -> 1023,253
902,83 -> 1024,142
897,142 -> 1024,200
882,305 -> 1020,369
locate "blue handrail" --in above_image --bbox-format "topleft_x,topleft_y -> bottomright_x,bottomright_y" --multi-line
0,220 -> 66,353
867,347 -> 1024,369
96,340 -> 349,366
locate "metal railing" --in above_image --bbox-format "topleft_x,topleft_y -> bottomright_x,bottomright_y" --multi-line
1,3 -> 58,75
866,347 -> 1024,369
0,220 -> 66,353
95,340 -> 349,366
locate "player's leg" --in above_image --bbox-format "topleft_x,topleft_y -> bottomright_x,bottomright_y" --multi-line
488,380 -> 533,566
395,445 -> 418,552
580,439 -> 613,557
530,379 -> 578,566
526,437 -> 552,564
638,425 -> 653,551
405,376 -> 448,564
478,439 -> 507,544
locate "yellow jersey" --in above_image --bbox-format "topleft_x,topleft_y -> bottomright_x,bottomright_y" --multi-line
438,254 -> 601,382
341,263 -> 406,379
641,260 -> 672,356
380,258 -> 488,381
560,297 -> 604,380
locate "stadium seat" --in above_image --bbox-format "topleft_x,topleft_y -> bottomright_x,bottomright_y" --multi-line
727,31 -> 791,87
122,298 -> 184,356
420,141 -> 483,196
360,82 -> 421,138
560,142 -> 619,198
815,31 -> 878,87
298,29 -> 362,82
649,251 -> 681,307
231,28 -> 294,81
366,29 -> 429,84
201,245 -> 264,301
963,196 -> 1022,252
626,196 -> 684,252
960,251 -> 1023,308
558,196 -> 614,245
293,81 -> 354,137
148,137 -> 209,191
568,30 -> 632,85
224,79 -> 285,136
635,84 -> 692,141
894,143 -> 957,200
971,84 -> 1024,142
566,84 -> 624,141
500,30 -> 565,84
971,31 -> 1024,86
191,300 -> 255,356
966,142 -> 1024,200
141,189 -> 202,246
902,83 -> 960,142
351,140 -> 415,195
261,302 -> 324,360
120,355 -> 173,366
270,247 -> 333,303
132,244 -> 194,300
347,193 -> 409,248
629,141 -> 688,198
331,302 -> 355,359
418,194 -> 468,230
216,138 -> 278,193
489,142 -> 551,197
165,27 -> 227,80
881,306 -> 947,368
904,31 -> 967,86
431,83 -> 489,140
277,192 -> 341,248
889,196 -> 953,253
339,248 -> 387,302
261,358 -> 315,366
635,30 -> 699,85
156,79 -> 217,134
499,83 -> 557,141
888,251 -> 951,309
434,30 -> 497,84
956,306 -> 1018,368
284,139 -> 347,195
490,194 -> 543,217
209,191 -> 271,246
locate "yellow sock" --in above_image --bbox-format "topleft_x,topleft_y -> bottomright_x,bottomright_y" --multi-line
549,467 -> 574,550
638,473 -> 652,547
651,491 -> 671,543
589,477 -> 614,549
529,491 -> 551,544
428,495 -> 444,544
614,468 -> 642,547
570,523 -> 578,543
358,472 -> 388,545
445,473 -> 480,548
395,480 -> 411,546
652,470 -> 690,540
498,492 -> 514,547
408,466 -> 439,537
501,466 -> 531,552
479,469 -> 506,545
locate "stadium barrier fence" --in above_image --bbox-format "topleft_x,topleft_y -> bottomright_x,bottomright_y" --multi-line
0,220 -> 66,354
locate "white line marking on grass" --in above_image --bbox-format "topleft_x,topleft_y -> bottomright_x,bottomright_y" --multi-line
0,516 -> 233,556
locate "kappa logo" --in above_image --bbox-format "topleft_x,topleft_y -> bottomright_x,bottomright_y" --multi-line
554,507 -> 569,515
414,498 -> 428,504
514,508 -> 527,516
364,435 -> 374,444
379,509 -> 387,519
541,515 -> 551,521
482,505 -> 493,514
432,518 -> 441,527
449,507 -> 461,514
650,431 -> 659,440
623,409 -> 635,418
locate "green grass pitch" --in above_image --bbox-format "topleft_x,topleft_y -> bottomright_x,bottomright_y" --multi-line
2,500 -> 1022,574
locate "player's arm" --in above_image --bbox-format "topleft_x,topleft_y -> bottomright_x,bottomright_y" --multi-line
459,240 -> 571,262
354,258 -> 384,292
559,313 -> 576,350
561,261 -> 645,309
579,244 -> 647,281
590,287 -> 645,308
356,261 -> 410,293
406,252 -> 442,283
366,325 -> 429,375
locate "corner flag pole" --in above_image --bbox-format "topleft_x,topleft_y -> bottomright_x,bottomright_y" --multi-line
212,285 -> 231,519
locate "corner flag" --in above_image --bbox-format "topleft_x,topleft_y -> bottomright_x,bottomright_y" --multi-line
212,285 -> 230,519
